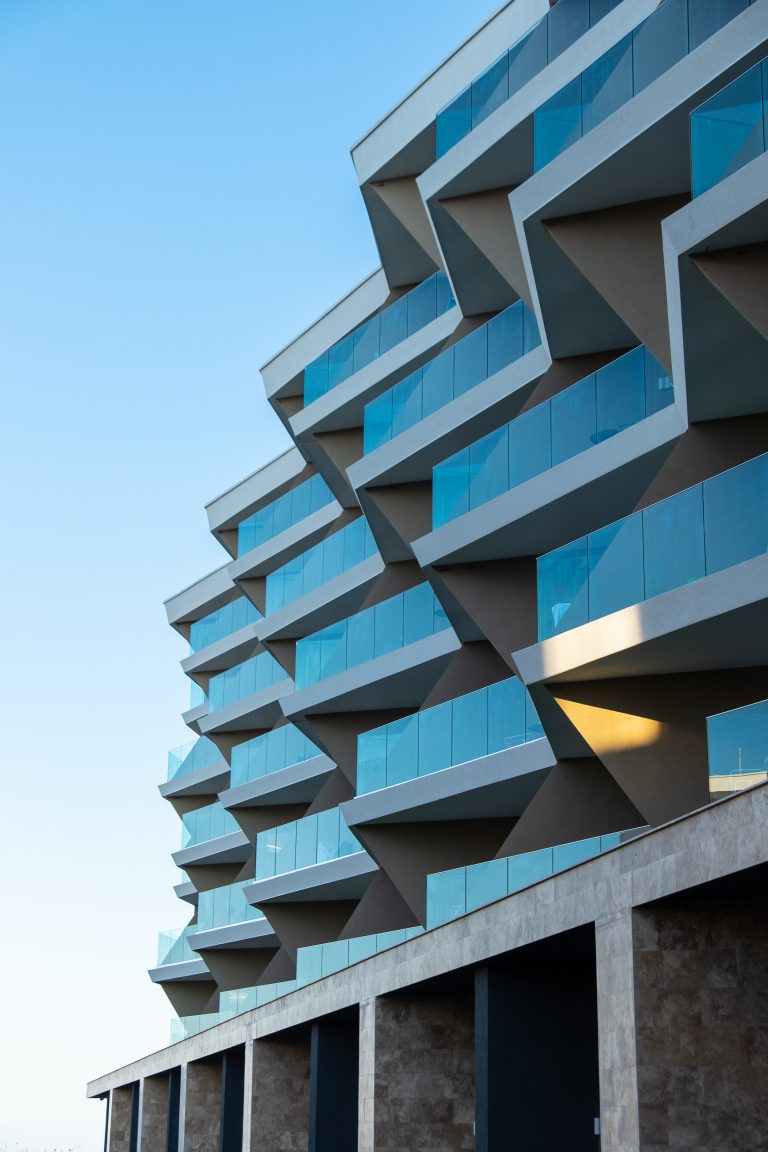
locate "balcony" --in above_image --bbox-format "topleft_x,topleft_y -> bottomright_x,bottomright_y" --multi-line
254,809 -> 363,881
161,736 -> 228,800
229,726 -> 324,789
236,474 -> 335,558
426,826 -> 648,928
363,301 -> 540,456
200,650 -> 292,735
265,518 -> 379,616
708,698 -> 768,799
303,272 -> 455,406
691,56 -> 768,196
357,677 -> 542,794
189,597 -> 262,652
436,0 -> 624,157
221,724 -> 334,819
181,802 -> 242,849
533,0 -> 759,172
156,925 -> 200,968
432,346 -> 673,529
173,800 -> 250,871
195,880 -> 265,932
537,451 -> 768,641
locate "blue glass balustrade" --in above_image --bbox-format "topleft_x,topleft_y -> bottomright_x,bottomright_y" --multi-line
188,681 -> 207,710
294,582 -> 452,689
230,725 -> 323,788
691,58 -> 768,196
255,809 -> 362,879
237,474 -> 335,557
427,827 -> 648,928
189,597 -> 261,652
363,301 -> 541,455
265,519 -> 379,614
181,801 -> 241,848
196,881 -> 265,932
433,345 -> 672,528
707,698 -> 768,793
207,651 -> 288,712
167,736 -> 222,782
357,677 -> 543,794
436,0 -> 623,157
534,0 -> 757,171
538,451 -> 768,640
303,272 -> 456,405
157,926 -> 198,967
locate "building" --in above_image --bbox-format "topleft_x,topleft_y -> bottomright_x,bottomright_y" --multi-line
88,0 -> 768,1148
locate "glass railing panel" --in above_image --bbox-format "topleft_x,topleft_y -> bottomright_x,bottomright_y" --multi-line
433,346 -> 672,529
157,926 -> 198,967
538,452 -> 768,640
188,681 -> 207,710
236,474 -> 334,557
265,519 -> 379,614
363,301 -> 540,455
534,0 -> 754,172
230,725 -> 323,788
181,801 -> 241,848
426,826 -> 648,928
197,881 -> 265,933
167,736 -> 222,782
357,677 -> 543,794
255,810 -> 362,880
207,651 -> 288,713
435,0 -> 624,158
691,59 -> 768,196
189,597 -> 261,653
294,582 -> 451,689
303,272 -> 456,405
707,698 -> 768,797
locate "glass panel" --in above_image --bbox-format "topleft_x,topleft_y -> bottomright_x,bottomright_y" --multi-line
418,704 -> 452,777
643,485 -> 705,599
421,347 -> 455,418
703,452 -> 768,574
471,53 -> 509,130
551,374 -> 597,465
596,346 -> 645,436
581,33 -> 633,135
466,858 -> 508,912
487,301 -> 523,376
588,515 -> 645,622
436,85 -> 472,157
534,76 -> 583,170
707,698 -> 768,795
508,19 -> 548,100
433,446 -> 470,528
508,401 -> 552,489
688,0 -> 750,49
426,868 -> 466,928
469,426 -> 509,510
538,536 -> 590,639
691,63 -> 766,197
548,0 -> 590,62
237,475 -> 334,556
379,295 -> 408,355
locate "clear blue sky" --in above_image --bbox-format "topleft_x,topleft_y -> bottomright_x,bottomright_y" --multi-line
0,1 -> 504,1147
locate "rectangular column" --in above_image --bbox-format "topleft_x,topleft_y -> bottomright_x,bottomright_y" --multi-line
371,989 -> 474,1151
250,1034 -> 311,1151
108,1085 -> 137,1152
309,1011 -> 359,1152
596,909 -> 641,1152
633,897 -> 768,1150
358,999 -> 376,1152
475,938 -> 600,1151
138,1075 -> 169,1152
181,1060 -> 222,1152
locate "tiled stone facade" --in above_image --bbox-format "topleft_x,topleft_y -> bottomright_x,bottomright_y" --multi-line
250,1035 -> 310,1151
182,1060 -> 221,1151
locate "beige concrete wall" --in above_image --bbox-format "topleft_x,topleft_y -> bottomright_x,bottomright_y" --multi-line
250,1035 -> 310,1151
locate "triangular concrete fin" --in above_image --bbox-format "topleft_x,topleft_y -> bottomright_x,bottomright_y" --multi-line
338,870 -> 419,940
368,177 -> 443,268
544,196 -> 687,369
691,242 -> 768,341
196,947 -> 280,993
258,902 -> 360,960
442,188 -> 532,305
431,559 -> 538,670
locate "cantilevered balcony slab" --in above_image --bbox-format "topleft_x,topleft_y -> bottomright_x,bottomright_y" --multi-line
173,828 -> 251,871
174,880 -> 198,906
183,918 -> 292,992
348,344 -> 549,490
181,701 -> 207,735
221,754 -> 336,815
205,446 -> 309,558
159,755 -> 230,801
181,622 -> 263,678
282,629 -> 461,720
256,554 -> 385,643
198,678 -> 293,737
165,563 -> 239,642
148,959 -> 218,1017
413,404 -> 683,569
664,152 -> 768,424
228,500 -> 342,583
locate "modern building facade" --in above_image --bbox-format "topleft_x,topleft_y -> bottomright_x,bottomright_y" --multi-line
89,1 -> 768,1148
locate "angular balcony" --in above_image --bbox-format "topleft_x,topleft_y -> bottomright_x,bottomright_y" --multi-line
343,677 -> 554,924
707,698 -> 768,800
186,880 -> 289,992
415,346 -> 679,568
160,736 -> 229,800
228,473 -> 340,585
172,800 -> 250,872
148,925 -> 217,1017
182,679 -> 208,734
259,517 -> 383,641
220,725 -> 335,835
283,582 -> 460,719
436,0 -> 623,157
691,56 -> 768,196
245,809 -> 379,956
533,0 -> 761,173
199,650 -> 292,736
182,596 -> 262,679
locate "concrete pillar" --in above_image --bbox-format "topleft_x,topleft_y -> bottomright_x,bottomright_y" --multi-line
595,909 -> 641,1152
138,1075 -> 169,1152
181,1060 -> 222,1152
309,1012 -> 359,1152
241,1040 -> 254,1152
368,990 -> 474,1151
107,1085 -> 137,1152
633,897 -> 768,1150
358,999 -> 376,1152
475,946 -> 599,1151
250,1033 -> 311,1151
